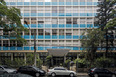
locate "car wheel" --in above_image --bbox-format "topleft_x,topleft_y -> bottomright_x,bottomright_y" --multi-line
70,73 -> 74,77
36,73 -> 40,77
51,73 -> 56,77
94,74 -> 98,77
112,74 -> 115,77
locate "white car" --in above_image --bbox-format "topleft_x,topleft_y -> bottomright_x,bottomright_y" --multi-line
47,67 -> 77,77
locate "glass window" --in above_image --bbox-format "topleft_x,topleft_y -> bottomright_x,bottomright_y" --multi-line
52,18 -> 58,24
59,0 -> 64,2
59,7 -> 64,13
45,29 -> 51,35
66,18 -> 72,24
38,29 -> 44,35
52,7 -> 57,13
66,7 -> 72,13
52,0 -> 57,2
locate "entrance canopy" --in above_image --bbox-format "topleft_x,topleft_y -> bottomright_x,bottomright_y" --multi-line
47,49 -> 70,57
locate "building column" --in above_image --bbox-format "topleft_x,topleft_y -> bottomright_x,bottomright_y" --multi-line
24,53 -> 27,64
51,56 -> 53,67
11,53 -> 13,61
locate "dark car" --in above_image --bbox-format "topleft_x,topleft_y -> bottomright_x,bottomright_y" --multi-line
88,68 -> 116,77
17,66 -> 46,77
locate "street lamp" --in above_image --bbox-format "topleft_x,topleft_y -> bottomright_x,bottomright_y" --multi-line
24,21 -> 37,66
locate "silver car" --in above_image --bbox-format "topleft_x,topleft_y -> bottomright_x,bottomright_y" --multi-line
47,67 -> 77,77
0,65 -> 16,73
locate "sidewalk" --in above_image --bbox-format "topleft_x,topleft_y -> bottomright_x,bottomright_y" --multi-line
77,73 -> 88,77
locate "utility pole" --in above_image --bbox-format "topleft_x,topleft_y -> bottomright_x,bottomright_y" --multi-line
24,21 -> 36,66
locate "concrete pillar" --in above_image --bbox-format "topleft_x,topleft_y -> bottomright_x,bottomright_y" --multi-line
11,53 -> 13,61
24,53 -> 27,64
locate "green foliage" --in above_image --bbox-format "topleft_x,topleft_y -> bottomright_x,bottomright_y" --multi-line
36,58 -> 42,68
64,59 -> 71,67
0,0 -> 28,46
95,57 -> 115,68
46,55 -> 52,66
26,53 -> 34,65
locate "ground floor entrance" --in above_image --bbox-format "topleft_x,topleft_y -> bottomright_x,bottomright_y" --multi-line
53,56 -> 64,66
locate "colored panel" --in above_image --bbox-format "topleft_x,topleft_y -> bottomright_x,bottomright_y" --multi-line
87,2 -> 92,5
24,47 -> 30,50
66,13 -> 72,16
3,47 -> 8,50
94,2 -> 98,5
24,13 -> 30,17
38,24 -> 44,28
73,2 -> 78,5
38,35 -> 44,39
59,35 -> 65,39
59,47 -> 65,49
6,2 -> 9,5
45,13 -> 51,16
73,36 -> 79,39
59,13 -> 65,16
24,35 -> 30,39
38,13 -> 43,16
31,13 -> 36,16
80,13 -> 86,16
80,2 -> 85,5
0,47 -> 1,50
59,2 -> 64,5
17,47 -> 23,50
52,24 -> 58,28
66,24 -> 72,28
17,2 -> 23,5
45,2 -> 50,5
87,13 -> 93,16
31,47 -> 34,50
87,24 -> 93,28
59,24 -> 65,28
45,24 -> 51,28
10,2 -> 16,5
45,35 -> 51,39
31,2 -> 36,5
38,2 -> 43,5
38,47 -> 44,50
80,24 -> 86,28
66,2 -> 71,5
52,2 -> 57,5
24,2 -> 29,5
66,35 -> 72,39
10,47 -> 15,50
52,35 -> 58,39
52,13 -> 57,16
73,13 -> 79,16
73,24 -> 79,28
31,24 -> 36,28
73,47 -> 79,50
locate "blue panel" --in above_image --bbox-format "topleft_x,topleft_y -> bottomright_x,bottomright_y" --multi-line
52,13 -> 57,16
80,24 -> 86,28
24,2 -> 29,5
52,46 -> 58,49
31,13 -> 36,16
59,24 -> 65,28
45,13 -> 50,16
52,24 -> 58,28
38,47 -> 44,50
6,2 -> 9,5
52,35 -> 58,39
59,47 -> 65,49
45,35 -> 51,39
59,2 -> 64,5
73,2 -> 78,5
38,13 -> 43,16
21,13 -> 23,16
10,2 -> 16,5
80,47 -> 84,50
73,36 -> 79,39
23,24 -> 28,28
59,35 -> 65,39
31,47 -> 34,50
31,2 -> 36,5
80,13 -> 86,16
24,47 -> 29,50
73,13 -> 79,16
73,47 -> 79,50
0,47 -> 1,50
45,2 -> 50,5
45,24 -> 51,28
24,35 -> 30,39
66,13 -> 72,16
38,2 -> 43,5
17,2 -> 23,5
38,35 -> 44,39
66,36 -> 72,39
31,24 -> 36,28
0,36 -> 2,39
80,2 -> 85,5
59,13 -> 65,16
66,2 -> 71,5
87,13 -> 93,16
52,2 -> 57,5
94,2 -> 98,5
10,47 -> 15,50
3,47 -> 8,50
17,47 -> 23,50
87,2 -> 92,5
80,35 -> 84,39
94,13 -> 97,16
45,46 -> 52,50
73,24 -> 79,28
87,24 -> 93,28
38,24 -> 44,28
24,13 -> 30,17
66,24 -> 72,28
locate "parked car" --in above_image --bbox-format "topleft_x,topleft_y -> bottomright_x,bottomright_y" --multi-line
17,66 -> 46,77
47,67 -> 77,77
88,68 -> 116,77
0,65 -> 16,74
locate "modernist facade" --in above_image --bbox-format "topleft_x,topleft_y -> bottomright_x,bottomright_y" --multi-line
0,0 -> 105,65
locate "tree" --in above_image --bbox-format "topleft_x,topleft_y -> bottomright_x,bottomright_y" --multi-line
94,0 -> 116,57
0,0 -> 28,46
81,29 -> 104,67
